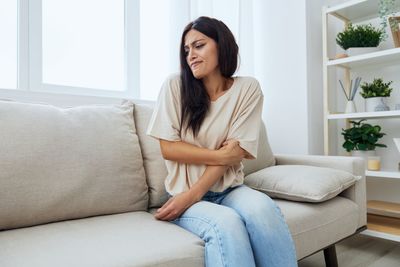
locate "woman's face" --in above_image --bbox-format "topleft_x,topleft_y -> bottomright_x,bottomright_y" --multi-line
184,29 -> 219,79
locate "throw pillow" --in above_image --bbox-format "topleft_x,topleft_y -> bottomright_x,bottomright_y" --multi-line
244,165 -> 361,202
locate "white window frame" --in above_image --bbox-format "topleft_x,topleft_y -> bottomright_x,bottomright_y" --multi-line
11,0 -> 140,99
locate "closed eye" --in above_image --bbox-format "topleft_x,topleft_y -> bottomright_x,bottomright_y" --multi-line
195,43 -> 205,49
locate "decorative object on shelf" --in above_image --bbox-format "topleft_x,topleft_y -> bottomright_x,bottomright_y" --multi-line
360,78 -> 394,112
394,138 -> 400,171
334,53 -> 348,59
352,150 -> 377,169
336,23 -> 385,56
367,156 -> 382,171
342,119 -> 387,168
389,16 -> 400,47
342,119 -> 387,152
379,0 -> 400,43
339,77 -> 361,113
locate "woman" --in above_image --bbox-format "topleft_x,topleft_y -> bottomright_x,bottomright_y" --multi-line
147,16 -> 297,267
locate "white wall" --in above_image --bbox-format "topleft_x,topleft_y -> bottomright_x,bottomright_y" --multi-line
259,0 -> 336,156
258,0 -> 309,155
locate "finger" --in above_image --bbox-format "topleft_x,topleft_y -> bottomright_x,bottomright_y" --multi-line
163,211 -> 179,221
157,197 -> 174,213
164,208 -> 185,221
155,207 -> 173,220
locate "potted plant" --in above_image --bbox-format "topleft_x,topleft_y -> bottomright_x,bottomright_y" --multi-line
342,120 -> 387,166
360,78 -> 393,112
379,0 -> 400,47
336,23 -> 385,56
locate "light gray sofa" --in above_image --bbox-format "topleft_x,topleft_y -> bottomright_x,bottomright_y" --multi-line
0,99 -> 366,267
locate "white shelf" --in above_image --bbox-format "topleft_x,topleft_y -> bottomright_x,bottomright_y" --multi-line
323,0 -> 400,243
325,0 -> 400,23
326,48 -> 400,69
361,229 -> 400,242
366,170 -> 400,179
327,110 -> 400,120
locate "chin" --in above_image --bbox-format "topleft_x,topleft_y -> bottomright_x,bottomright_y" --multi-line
192,72 -> 204,79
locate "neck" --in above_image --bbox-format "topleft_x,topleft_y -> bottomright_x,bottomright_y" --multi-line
202,72 -> 230,100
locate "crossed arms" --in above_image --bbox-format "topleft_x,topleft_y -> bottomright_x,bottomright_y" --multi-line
155,139 -> 251,221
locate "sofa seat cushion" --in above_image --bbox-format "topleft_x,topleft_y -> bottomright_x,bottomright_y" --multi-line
0,212 -> 204,267
245,165 -> 360,202
276,196 -> 359,260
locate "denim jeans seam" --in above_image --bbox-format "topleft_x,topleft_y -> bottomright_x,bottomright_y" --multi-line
173,216 -> 227,267
273,204 -> 297,257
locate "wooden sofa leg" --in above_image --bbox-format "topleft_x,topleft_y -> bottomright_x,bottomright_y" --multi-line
323,245 -> 338,267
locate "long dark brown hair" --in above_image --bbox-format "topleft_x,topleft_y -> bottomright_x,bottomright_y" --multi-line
179,16 -> 238,137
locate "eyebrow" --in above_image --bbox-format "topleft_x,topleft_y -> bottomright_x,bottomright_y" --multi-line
184,39 -> 206,49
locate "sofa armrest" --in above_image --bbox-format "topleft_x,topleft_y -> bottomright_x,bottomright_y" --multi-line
274,154 -> 366,228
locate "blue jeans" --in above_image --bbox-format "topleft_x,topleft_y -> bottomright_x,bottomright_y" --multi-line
170,185 -> 298,267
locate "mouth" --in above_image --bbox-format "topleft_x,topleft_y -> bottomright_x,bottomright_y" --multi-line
190,61 -> 202,69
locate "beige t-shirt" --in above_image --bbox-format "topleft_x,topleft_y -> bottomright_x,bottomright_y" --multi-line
146,74 -> 264,195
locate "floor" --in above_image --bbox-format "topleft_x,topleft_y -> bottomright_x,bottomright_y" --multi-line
298,234 -> 400,267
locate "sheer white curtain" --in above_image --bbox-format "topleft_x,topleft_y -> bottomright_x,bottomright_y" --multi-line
139,0 -> 269,101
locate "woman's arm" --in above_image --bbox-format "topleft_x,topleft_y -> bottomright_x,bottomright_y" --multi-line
155,164 -> 228,221
159,139 -> 247,166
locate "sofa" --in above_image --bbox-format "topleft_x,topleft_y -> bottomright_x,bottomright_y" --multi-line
0,99 -> 366,267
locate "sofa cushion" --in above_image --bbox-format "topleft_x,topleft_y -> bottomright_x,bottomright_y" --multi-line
133,103 -> 169,208
0,212 -> 204,267
245,165 -> 359,202
0,100 -> 148,230
276,196 -> 359,259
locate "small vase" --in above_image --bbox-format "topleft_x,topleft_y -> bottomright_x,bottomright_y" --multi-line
365,97 -> 390,112
351,150 -> 376,169
345,101 -> 357,113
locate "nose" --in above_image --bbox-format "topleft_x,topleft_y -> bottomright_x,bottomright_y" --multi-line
188,48 -> 197,62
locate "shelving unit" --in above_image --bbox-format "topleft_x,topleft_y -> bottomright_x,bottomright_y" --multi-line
327,47 -> 400,68
323,0 -> 400,242
366,170 -> 400,179
327,110 -> 400,119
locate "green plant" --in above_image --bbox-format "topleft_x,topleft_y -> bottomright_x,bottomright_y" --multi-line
379,0 -> 400,39
360,78 -> 393,98
342,119 -> 387,152
336,24 -> 385,50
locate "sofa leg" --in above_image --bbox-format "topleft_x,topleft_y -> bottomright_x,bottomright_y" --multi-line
323,245 -> 338,267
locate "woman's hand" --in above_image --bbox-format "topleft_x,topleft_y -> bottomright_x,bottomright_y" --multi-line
155,191 -> 198,221
218,139 -> 247,165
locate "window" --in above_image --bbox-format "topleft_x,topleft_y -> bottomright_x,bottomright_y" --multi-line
140,0 -> 177,101
42,0 -> 125,91
0,0 -> 243,100
0,0 -> 18,89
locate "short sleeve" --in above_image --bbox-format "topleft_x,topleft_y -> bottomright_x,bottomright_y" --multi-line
146,75 -> 182,141
227,82 -> 264,159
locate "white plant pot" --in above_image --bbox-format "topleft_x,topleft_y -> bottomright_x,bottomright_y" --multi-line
351,150 -> 376,169
365,97 -> 390,112
346,47 -> 379,56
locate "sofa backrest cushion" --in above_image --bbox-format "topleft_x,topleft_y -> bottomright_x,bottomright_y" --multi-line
133,103 -> 169,208
132,103 -> 275,208
0,100 -> 148,230
243,121 -> 276,175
